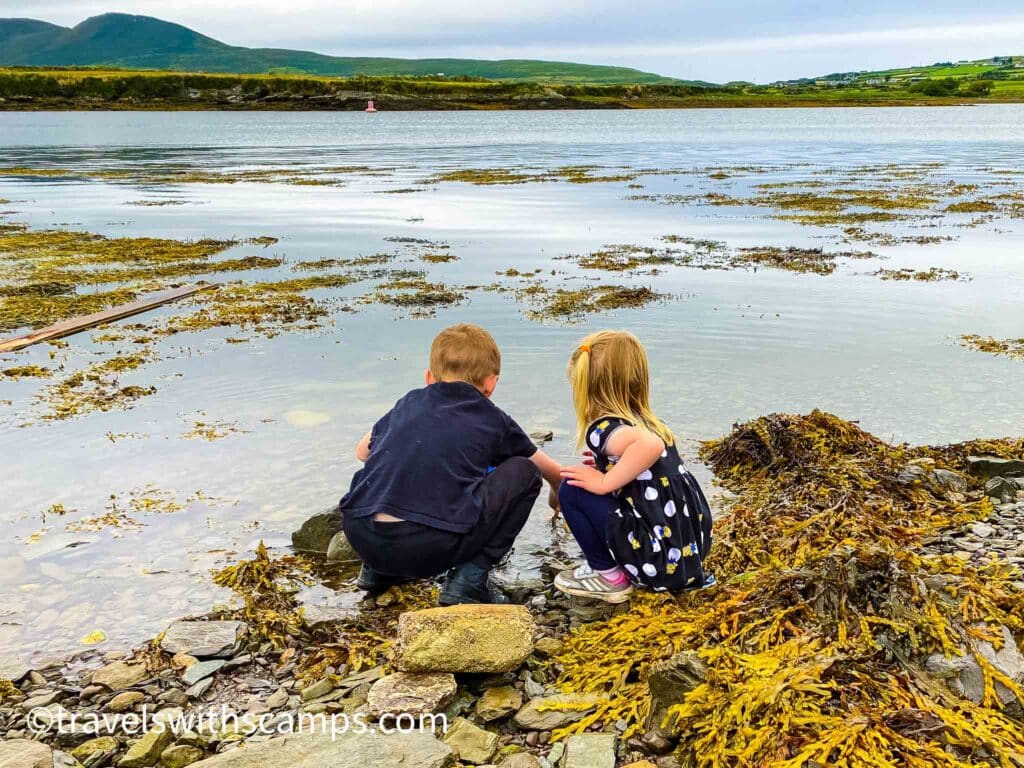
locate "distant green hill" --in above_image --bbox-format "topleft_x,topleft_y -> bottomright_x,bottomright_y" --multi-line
0,13 -> 690,84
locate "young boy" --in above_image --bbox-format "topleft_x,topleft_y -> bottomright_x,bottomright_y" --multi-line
340,323 -> 562,605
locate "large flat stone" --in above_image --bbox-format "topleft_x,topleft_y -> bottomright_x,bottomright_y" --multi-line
160,621 -> 247,659
396,604 -> 534,673
180,729 -> 452,768
0,739 -> 53,768
967,455 -> 1024,478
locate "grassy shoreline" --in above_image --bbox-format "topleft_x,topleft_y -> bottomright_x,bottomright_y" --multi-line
2,67 -> 1024,110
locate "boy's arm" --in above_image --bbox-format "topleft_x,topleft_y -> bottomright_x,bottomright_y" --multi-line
355,430 -> 372,462
560,425 -> 664,495
530,449 -> 563,512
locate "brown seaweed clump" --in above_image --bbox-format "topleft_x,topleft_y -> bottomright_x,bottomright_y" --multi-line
875,267 -> 964,282
37,351 -> 155,420
733,246 -> 877,275
2,364 -> 51,380
959,335 -> 1024,362
552,411 -> 1024,768
523,285 -> 664,321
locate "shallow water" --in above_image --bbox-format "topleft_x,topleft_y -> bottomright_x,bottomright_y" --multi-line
1,106 -> 1023,662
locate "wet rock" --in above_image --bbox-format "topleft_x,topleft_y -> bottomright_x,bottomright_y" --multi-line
181,660 -> 226,687
109,691 -> 146,712
291,507 -> 342,555
93,661 -> 149,691
300,678 -> 334,702
533,637 -> 564,659
442,717 -> 499,764
325,532 -> 360,564
0,655 -> 29,684
71,736 -> 119,764
647,651 -> 707,731
171,729 -> 452,768
513,693 -> 605,730
530,430 -> 554,445
502,754 -> 543,768
161,621 -> 247,659
986,477 -> 1018,504
967,456 -> 1024,478
0,739 -> 54,768
120,726 -> 175,768
475,685 -> 523,721
265,688 -> 289,709
185,678 -> 215,699
562,734 -> 616,768
926,625 -> 1024,716
21,690 -> 62,709
367,672 -> 457,716
397,604 -> 534,673
160,744 -> 206,768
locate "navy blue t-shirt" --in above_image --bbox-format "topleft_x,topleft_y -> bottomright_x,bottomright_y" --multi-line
340,381 -> 538,533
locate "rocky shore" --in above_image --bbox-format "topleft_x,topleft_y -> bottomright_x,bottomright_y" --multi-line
2,417 -> 1024,768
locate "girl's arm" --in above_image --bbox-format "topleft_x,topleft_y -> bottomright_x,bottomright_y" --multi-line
560,425 -> 664,495
355,430 -> 372,461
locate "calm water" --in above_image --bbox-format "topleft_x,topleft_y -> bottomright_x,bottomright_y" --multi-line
2,107 -> 1023,661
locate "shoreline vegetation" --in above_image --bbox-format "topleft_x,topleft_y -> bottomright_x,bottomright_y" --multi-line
3,67 -> 1024,110
1,412 -> 1023,768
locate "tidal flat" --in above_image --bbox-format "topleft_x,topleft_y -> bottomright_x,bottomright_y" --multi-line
1,107 -> 1023,671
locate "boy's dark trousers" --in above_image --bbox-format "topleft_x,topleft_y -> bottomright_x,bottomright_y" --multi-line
342,457 -> 542,578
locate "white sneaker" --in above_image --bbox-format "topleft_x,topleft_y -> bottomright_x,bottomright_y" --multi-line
554,565 -> 634,604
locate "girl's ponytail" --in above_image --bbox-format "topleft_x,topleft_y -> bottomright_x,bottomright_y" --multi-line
570,344 -> 592,450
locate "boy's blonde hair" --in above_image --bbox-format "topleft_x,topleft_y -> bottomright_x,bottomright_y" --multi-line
569,330 -> 674,448
430,323 -> 501,386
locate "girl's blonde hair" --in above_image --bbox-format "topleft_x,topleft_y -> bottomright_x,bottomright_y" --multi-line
569,330 -> 675,449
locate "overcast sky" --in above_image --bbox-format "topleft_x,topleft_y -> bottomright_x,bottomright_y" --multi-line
5,0 -> 1024,82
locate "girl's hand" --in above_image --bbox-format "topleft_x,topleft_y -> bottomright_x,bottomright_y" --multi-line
560,464 -> 609,495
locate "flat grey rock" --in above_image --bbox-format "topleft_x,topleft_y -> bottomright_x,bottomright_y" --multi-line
181,728 -> 452,768
182,659 -> 226,686
161,620 -> 247,658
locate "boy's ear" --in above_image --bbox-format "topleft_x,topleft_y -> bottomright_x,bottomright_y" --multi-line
425,369 -> 436,385
480,373 -> 499,398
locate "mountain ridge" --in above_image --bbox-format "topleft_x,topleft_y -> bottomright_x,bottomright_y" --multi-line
0,13 -> 693,85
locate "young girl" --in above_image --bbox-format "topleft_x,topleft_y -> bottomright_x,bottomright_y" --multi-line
555,330 -> 714,603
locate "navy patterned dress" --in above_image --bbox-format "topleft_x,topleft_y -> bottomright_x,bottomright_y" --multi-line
587,416 -> 714,592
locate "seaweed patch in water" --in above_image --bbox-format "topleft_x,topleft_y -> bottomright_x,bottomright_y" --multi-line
365,277 -> 466,316
420,252 -> 459,264
37,351 -> 156,420
181,416 -> 251,442
2,364 -> 51,380
874,267 -> 964,282
523,285 -> 664,321
733,246 -> 877,275
959,335 -> 1024,362
945,200 -> 1000,214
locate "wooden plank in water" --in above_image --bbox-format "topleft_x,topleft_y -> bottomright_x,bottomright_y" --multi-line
0,282 -> 218,353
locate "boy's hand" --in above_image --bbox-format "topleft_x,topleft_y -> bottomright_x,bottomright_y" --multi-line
560,464 -> 608,495
547,486 -> 560,516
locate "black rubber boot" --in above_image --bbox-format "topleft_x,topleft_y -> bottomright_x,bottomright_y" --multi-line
438,562 -> 510,605
356,565 -> 411,594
